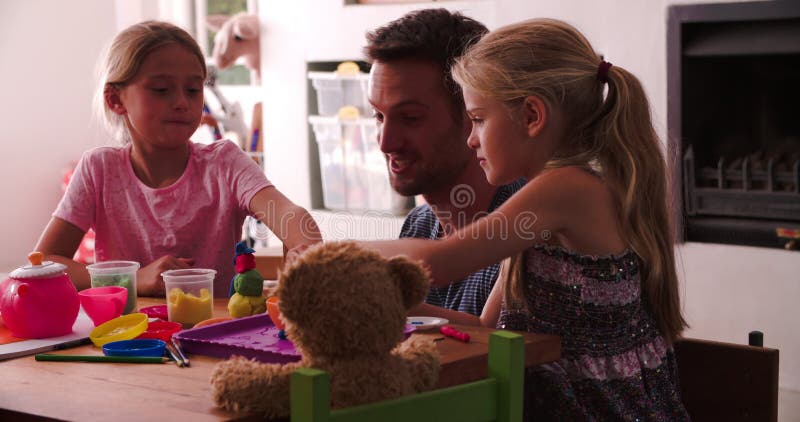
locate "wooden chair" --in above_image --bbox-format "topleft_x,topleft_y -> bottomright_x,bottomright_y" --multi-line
290,331 -> 524,422
674,337 -> 779,422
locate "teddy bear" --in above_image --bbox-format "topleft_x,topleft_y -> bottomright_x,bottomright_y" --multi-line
210,241 -> 440,418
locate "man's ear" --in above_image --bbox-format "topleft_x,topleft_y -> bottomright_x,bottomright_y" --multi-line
522,95 -> 547,139
104,85 -> 126,115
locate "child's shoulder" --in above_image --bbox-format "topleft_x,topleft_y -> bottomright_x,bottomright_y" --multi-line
191,140 -> 245,160
524,166 -> 616,221
81,145 -> 128,163
532,166 -> 607,198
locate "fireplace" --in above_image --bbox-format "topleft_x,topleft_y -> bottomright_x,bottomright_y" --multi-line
667,1 -> 800,250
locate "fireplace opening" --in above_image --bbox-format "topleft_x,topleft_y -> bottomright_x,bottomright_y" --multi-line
668,1 -> 800,250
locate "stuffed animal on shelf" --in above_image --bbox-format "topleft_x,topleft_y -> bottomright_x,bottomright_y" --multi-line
207,13 -> 260,81
227,241 -> 267,318
205,13 -> 263,155
210,241 -> 440,418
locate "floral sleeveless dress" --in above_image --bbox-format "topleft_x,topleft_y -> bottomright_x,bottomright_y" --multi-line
497,245 -> 689,421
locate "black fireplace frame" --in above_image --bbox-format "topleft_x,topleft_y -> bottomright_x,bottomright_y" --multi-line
667,0 -> 800,250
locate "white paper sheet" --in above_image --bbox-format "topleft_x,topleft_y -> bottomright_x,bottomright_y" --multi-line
0,310 -> 94,360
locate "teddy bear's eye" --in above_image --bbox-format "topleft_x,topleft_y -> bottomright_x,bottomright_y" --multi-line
234,35 -> 243,41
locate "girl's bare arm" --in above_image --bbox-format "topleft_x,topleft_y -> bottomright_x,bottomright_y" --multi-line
34,216 -> 90,290
249,186 -> 323,252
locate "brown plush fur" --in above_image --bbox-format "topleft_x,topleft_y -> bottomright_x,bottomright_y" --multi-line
210,241 -> 440,418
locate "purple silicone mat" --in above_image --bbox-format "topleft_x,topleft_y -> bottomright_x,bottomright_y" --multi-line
173,313 -> 301,363
174,314 -> 416,364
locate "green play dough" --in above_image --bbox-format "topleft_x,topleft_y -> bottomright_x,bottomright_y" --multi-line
233,270 -> 264,296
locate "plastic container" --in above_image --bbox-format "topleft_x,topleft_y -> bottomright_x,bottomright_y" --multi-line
174,313 -> 299,363
193,316 -> 234,328
103,339 -> 166,357
265,296 -> 285,330
162,269 -> 215,328
138,320 -> 183,342
308,115 -> 413,214
86,261 -> 140,314
308,71 -> 370,116
89,313 -> 148,347
78,286 -> 128,327
139,305 -> 168,321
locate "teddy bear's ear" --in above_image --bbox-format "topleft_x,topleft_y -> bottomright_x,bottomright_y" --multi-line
387,256 -> 430,310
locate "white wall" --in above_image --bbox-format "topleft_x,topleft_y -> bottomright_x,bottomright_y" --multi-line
0,0 -> 117,270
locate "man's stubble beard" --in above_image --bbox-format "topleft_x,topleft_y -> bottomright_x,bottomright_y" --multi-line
388,155 -> 471,198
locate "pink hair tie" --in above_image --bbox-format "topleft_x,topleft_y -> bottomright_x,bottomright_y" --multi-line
597,60 -> 612,83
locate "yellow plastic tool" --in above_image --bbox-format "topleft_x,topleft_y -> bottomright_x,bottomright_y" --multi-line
89,313 -> 148,347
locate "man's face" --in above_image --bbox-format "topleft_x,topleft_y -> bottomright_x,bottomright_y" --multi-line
368,59 -> 473,197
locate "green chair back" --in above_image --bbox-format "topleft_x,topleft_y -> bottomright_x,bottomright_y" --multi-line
290,330 -> 524,422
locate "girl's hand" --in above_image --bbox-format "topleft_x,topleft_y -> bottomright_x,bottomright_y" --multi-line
137,255 -> 195,297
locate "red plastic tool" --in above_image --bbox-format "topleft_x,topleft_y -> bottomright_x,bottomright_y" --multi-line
440,325 -> 470,343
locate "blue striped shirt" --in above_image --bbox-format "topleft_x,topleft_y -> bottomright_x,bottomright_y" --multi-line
399,179 -> 526,315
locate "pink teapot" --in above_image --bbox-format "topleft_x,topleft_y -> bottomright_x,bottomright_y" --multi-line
0,252 -> 79,338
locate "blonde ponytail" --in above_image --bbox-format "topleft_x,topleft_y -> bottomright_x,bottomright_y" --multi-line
597,66 -> 687,343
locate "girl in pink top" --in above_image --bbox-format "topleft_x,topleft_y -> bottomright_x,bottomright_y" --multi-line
35,21 -> 321,298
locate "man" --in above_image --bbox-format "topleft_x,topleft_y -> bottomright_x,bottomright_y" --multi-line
364,9 -> 525,316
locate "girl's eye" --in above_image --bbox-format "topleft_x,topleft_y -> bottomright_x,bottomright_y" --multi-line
372,112 -> 384,123
470,117 -> 484,125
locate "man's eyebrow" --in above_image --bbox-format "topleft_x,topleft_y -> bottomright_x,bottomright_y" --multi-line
369,99 -> 431,110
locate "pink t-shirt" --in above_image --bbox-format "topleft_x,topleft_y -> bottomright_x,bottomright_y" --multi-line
54,141 -> 272,297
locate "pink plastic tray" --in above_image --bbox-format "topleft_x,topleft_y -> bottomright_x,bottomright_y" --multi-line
174,313 -> 300,363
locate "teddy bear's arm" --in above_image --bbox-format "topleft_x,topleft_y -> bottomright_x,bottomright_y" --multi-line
210,357 -> 299,418
393,337 -> 440,392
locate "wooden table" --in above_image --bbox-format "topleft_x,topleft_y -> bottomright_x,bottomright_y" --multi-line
1,298 -> 560,421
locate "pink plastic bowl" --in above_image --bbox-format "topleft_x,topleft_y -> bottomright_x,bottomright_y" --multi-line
78,286 -> 128,327
139,305 -> 168,320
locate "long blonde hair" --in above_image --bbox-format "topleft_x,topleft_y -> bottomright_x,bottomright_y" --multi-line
94,21 -> 206,144
452,18 -> 687,343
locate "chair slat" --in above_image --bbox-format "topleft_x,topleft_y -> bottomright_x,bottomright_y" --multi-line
331,380 -> 498,422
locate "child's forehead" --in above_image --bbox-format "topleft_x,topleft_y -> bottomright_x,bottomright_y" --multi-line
137,43 -> 205,78
141,73 -> 205,83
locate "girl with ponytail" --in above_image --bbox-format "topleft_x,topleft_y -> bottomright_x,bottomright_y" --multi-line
359,18 -> 688,419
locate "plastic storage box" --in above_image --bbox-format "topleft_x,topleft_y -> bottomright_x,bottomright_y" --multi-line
308,115 -> 411,213
308,71 -> 371,117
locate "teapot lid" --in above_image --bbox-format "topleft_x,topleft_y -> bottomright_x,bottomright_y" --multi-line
9,252 -> 67,279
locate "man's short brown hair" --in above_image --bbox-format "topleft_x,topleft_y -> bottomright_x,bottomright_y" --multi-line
364,8 -> 488,117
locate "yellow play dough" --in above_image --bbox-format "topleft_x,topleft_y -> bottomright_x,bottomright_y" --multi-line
168,287 -> 212,327
228,293 -> 267,318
